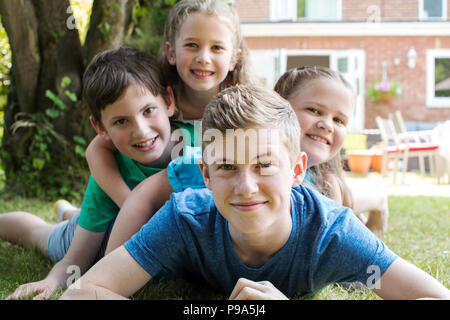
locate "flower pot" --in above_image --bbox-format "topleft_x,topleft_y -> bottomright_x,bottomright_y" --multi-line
378,92 -> 395,104
347,151 -> 372,174
370,154 -> 389,173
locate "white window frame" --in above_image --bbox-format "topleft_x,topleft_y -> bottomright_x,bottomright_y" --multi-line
269,0 -> 298,21
419,0 -> 447,20
426,49 -> 450,108
305,0 -> 342,21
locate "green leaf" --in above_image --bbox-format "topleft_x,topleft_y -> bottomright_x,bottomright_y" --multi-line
65,90 -> 78,102
75,145 -> 85,158
61,76 -> 71,88
45,108 -> 60,119
45,90 -> 67,110
73,135 -> 87,146
32,158 -> 45,170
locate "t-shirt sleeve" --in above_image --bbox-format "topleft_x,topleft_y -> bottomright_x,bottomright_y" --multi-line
124,199 -> 186,279
167,146 -> 206,193
310,206 -> 397,290
77,175 -> 119,232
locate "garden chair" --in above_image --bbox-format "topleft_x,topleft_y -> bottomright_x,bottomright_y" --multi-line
390,111 -> 441,182
375,116 -> 439,184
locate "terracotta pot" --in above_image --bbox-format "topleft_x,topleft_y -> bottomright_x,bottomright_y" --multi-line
370,154 -> 389,172
347,152 -> 372,174
378,92 -> 395,104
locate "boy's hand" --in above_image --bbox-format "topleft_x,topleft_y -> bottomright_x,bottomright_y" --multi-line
229,278 -> 288,300
7,278 -> 60,300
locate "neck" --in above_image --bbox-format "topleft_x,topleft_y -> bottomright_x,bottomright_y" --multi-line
177,84 -> 219,120
228,209 -> 292,268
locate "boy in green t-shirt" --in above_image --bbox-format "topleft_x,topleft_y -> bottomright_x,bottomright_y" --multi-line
0,47 -> 183,300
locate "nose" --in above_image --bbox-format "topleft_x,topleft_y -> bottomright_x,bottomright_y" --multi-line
132,117 -> 150,139
317,115 -> 333,133
195,48 -> 211,65
234,168 -> 259,198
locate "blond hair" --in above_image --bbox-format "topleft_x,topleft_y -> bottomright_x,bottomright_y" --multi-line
202,84 -> 300,165
274,66 -> 354,208
157,0 -> 253,88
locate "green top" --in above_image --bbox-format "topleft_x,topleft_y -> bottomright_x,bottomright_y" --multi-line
77,121 -> 197,232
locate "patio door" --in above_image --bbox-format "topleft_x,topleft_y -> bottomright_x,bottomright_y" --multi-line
330,50 -> 365,131
249,49 -> 365,130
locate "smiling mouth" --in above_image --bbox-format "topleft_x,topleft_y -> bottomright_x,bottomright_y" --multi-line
191,69 -> 215,77
231,201 -> 268,212
134,136 -> 158,149
307,134 -> 330,145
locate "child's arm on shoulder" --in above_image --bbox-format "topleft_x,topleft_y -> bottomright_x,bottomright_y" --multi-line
105,169 -> 174,254
7,226 -> 105,300
86,134 -> 131,207
372,257 -> 450,299
60,246 -> 151,300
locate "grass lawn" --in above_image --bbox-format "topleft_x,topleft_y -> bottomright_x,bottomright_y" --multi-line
0,193 -> 449,300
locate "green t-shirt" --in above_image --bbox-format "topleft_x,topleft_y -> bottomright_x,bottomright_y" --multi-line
77,121 -> 198,232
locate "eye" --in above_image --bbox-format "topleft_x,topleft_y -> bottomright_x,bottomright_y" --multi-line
144,107 -> 155,116
184,42 -> 198,48
113,118 -> 127,126
256,161 -> 272,169
218,163 -> 235,171
333,117 -> 345,125
211,45 -> 224,51
305,107 -> 320,115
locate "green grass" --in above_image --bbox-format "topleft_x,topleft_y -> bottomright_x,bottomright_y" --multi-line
0,194 -> 449,300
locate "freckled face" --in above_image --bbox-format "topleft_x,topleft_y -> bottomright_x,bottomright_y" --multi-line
288,78 -> 354,167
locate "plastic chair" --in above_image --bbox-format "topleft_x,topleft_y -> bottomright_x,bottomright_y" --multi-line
375,116 -> 439,184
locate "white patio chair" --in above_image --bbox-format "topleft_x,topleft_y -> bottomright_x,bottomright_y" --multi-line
375,116 -> 439,184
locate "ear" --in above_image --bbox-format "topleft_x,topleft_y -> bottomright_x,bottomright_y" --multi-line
197,158 -> 211,189
164,86 -> 176,117
229,48 -> 241,72
292,152 -> 307,187
165,41 -> 176,66
89,116 -> 111,141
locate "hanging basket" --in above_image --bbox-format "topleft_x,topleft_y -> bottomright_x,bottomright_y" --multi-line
378,92 -> 396,104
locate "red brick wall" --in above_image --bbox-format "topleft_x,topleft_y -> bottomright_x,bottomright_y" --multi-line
245,36 -> 450,128
233,0 -> 270,22
235,0 -> 450,21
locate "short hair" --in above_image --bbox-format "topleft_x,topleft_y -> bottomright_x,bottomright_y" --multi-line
274,65 -> 354,101
202,84 -> 300,165
82,47 -> 171,124
157,0 -> 254,88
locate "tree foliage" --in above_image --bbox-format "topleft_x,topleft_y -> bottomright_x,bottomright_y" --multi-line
0,0 -> 178,199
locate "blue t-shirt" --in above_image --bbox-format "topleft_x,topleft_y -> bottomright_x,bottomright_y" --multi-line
124,185 -> 397,297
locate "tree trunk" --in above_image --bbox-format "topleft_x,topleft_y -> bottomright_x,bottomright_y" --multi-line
0,0 -> 135,195
85,0 -> 135,64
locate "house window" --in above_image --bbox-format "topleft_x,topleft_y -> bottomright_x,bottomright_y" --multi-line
270,0 -> 298,21
298,0 -> 342,21
426,50 -> 450,108
419,0 -> 447,20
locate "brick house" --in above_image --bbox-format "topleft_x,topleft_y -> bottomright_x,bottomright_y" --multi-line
234,0 -> 450,131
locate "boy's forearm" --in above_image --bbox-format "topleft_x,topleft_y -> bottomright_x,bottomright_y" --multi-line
86,135 -> 130,207
105,171 -> 173,254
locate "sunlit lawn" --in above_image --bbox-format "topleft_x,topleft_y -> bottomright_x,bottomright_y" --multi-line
0,190 -> 448,300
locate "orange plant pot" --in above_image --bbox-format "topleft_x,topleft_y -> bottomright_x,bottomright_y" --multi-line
370,154 -> 389,173
347,152 -> 372,174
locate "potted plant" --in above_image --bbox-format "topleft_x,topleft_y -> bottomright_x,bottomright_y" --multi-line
367,79 -> 401,104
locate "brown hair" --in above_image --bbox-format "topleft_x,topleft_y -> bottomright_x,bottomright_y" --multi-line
157,0 -> 254,89
202,84 -> 300,165
274,66 -> 354,208
82,47 -> 171,124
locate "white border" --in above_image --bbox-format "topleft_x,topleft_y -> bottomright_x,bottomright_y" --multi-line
426,49 -> 450,108
241,21 -> 450,37
419,0 -> 447,20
